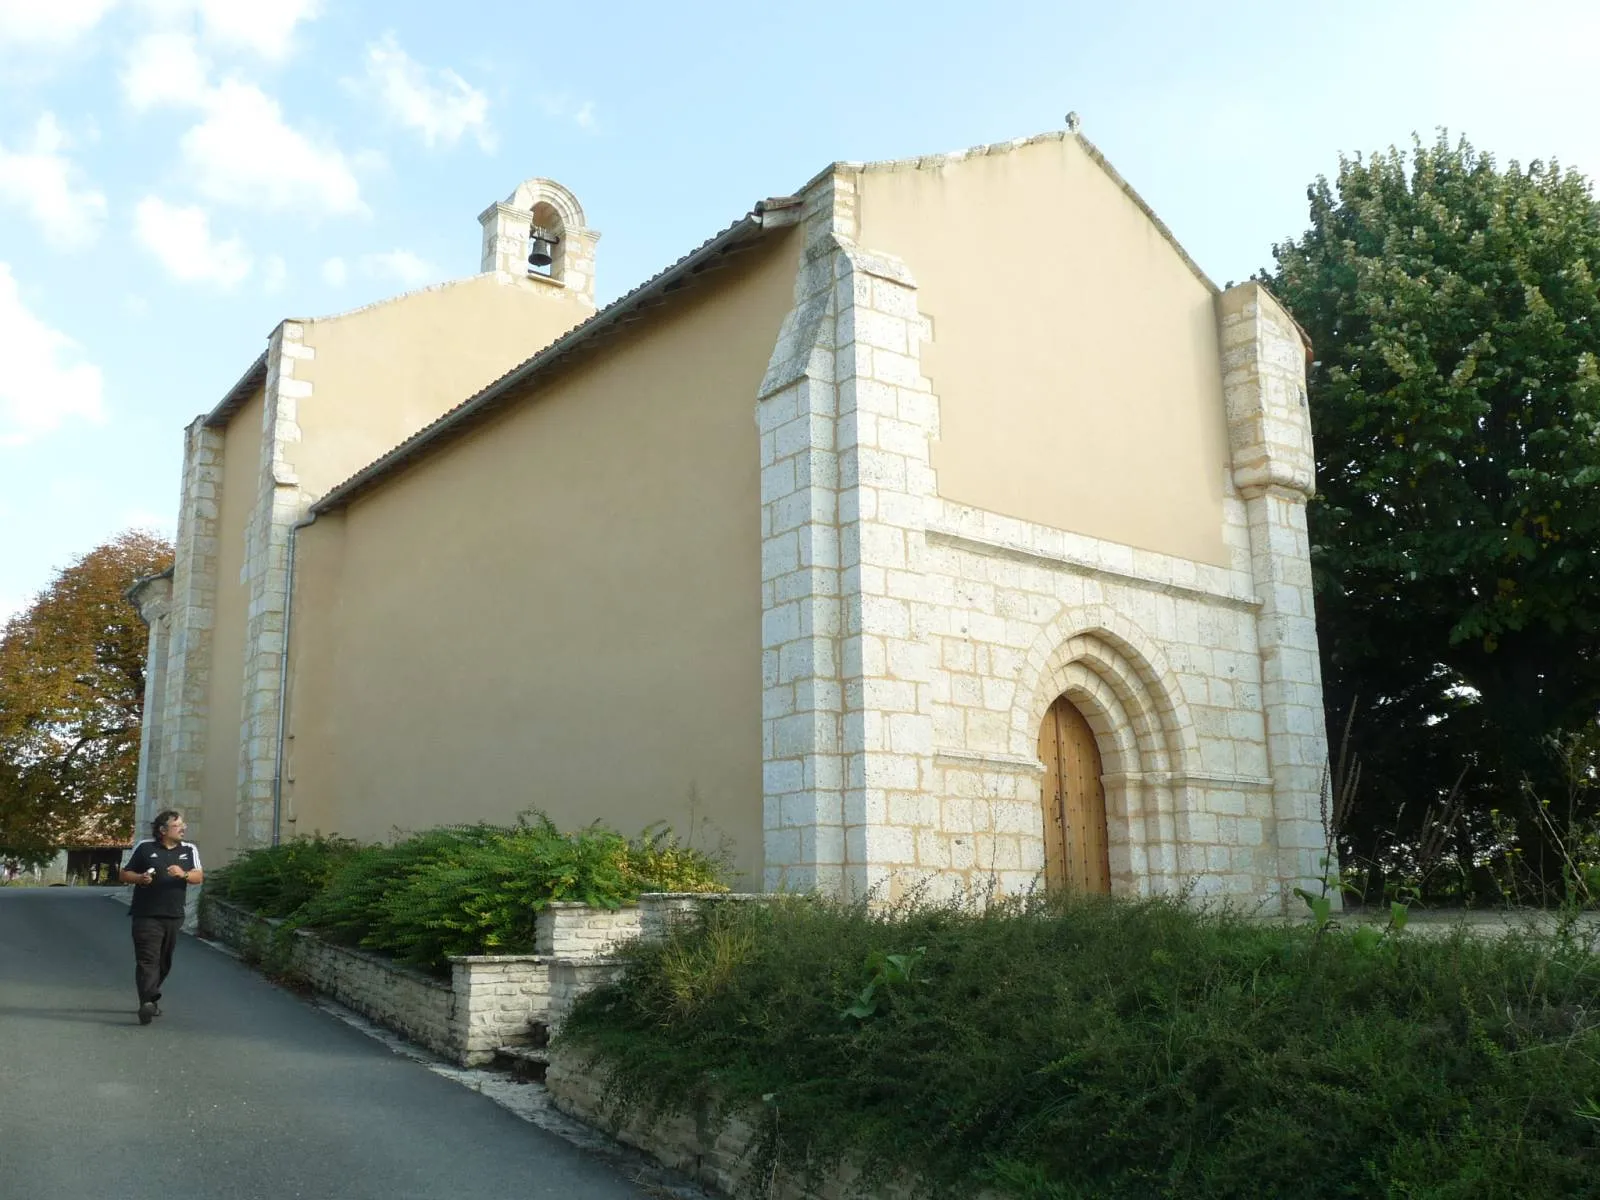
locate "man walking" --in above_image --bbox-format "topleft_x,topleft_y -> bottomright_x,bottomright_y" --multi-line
118,810 -> 203,1025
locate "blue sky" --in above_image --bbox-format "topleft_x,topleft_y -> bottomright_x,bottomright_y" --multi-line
0,0 -> 1594,621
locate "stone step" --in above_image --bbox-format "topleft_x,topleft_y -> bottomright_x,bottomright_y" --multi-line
494,1043 -> 550,1083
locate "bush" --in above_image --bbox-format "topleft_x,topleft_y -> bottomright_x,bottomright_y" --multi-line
209,814 -> 727,973
210,834 -> 362,918
561,893 -> 1600,1199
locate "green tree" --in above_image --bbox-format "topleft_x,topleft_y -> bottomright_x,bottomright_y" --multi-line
1269,133 -> 1600,887
0,531 -> 173,861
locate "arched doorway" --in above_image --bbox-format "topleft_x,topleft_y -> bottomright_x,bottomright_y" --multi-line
1037,694 -> 1110,893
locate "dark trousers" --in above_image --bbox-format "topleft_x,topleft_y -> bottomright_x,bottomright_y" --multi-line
131,916 -> 181,1004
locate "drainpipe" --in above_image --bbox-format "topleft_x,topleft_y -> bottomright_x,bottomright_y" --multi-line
271,513 -> 317,845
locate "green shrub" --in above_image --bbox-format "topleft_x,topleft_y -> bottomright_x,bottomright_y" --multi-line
561,893 -> 1600,1199
211,815 -> 727,974
210,834 -> 362,918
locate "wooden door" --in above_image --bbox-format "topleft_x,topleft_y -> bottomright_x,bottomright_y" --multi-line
1037,695 -> 1111,893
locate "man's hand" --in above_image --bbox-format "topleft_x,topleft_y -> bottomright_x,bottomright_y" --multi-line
166,864 -> 187,878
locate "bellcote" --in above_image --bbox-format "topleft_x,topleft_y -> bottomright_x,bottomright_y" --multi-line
478,178 -> 599,303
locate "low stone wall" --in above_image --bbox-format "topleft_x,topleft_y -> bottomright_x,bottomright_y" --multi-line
201,896 -> 562,1065
548,958 -> 627,1030
547,1047 -> 947,1200
200,893 -> 742,1069
448,955 -> 553,1061
201,896 -> 464,1059
636,892 -> 769,941
538,902 -> 641,956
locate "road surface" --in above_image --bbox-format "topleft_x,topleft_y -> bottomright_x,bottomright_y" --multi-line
0,887 -> 651,1200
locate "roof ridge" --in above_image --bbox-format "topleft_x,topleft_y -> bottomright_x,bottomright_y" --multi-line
798,125 -> 1217,295
312,212 -> 780,514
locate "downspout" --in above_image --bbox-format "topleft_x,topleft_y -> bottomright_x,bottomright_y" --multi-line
271,513 -> 317,845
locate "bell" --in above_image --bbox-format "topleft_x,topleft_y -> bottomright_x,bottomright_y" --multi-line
528,230 -> 557,269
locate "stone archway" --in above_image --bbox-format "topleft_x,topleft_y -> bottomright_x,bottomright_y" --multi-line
1013,610 -> 1197,896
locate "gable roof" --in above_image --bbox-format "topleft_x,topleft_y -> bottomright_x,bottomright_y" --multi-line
308,123 -> 1223,517
206,350 -> 268,428
310,198 -> 803,515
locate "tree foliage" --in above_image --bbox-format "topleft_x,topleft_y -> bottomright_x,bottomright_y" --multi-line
1268,134 -> 1600,884
0,531 -> 173,859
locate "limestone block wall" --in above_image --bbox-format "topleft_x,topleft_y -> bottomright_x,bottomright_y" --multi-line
547,959 -> 627,1032
130,574 -> 173,838
157,419 -> 226,826
478,178 -> 599,303
756,170 -> 1329,911
637,892 -> 769,941
235,321 -> 312,852
201,896 -> 456,1056
449,955 -> 555,1061
914,502 -> 1289,902
201,897 -> 552,1065
547,1047 -> 985,1200
535,902 -> 641,957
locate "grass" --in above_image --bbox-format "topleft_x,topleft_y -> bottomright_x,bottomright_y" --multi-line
560,890 -> 1600,1199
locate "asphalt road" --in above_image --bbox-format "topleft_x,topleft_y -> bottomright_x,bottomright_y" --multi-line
0,888 -> 650,1200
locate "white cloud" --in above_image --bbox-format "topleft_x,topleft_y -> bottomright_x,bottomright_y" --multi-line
0,0 -> 117,47
0,114 -> 108,251
321,256 -> 347,286
363,249 -> 433,288
1,0 -> 320,56
121,31 -> 210,110
0,263 -> 105,447
181,80 -> 365,216
363,33 -> 493,151
133,0 -> 320,60
134,196 -> 253,287
118,30 -> 365,220
539,94 -> 599,134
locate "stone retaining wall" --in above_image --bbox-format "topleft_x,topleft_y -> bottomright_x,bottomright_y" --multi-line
547,1047 -> 966,1200
201,896 -> 465,1059
636,892 -> 768,941
538,902 -> 642,957
200,894 -> 730,1066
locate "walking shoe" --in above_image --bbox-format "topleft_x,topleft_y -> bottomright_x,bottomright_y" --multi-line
138,1001 -> 156,1025
150,1002 -> 161,1017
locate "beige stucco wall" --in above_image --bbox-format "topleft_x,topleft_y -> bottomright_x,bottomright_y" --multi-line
197,387 -> 263,865
293,274 -> 593,499
283,231 -> 800,887
855,139 -> 1232,567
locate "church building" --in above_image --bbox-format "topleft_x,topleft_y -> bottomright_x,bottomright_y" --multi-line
131,123 -> 1330,909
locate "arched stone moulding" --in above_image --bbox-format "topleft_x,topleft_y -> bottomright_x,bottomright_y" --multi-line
1013,611 -> 1198,898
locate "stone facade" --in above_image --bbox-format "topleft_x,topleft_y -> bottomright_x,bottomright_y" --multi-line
756,154 -> 1328,911
235,321 -> 311,851
129,570 -> 173,837
155,419 -> 226,831
136,129 -> 1329,911
139,175 -> 602,864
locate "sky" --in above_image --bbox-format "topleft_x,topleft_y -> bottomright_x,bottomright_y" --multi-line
0,0 -> 1596,623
